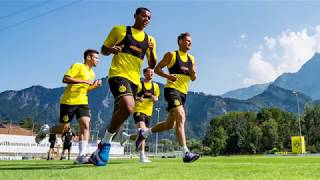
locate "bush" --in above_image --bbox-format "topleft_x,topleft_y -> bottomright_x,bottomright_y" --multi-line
307,145 -> 318,153
266,147 -> 279,154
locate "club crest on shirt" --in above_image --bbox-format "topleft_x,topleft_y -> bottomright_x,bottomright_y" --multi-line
63,115 -> 69,122
174,99 -> 181,106
119,85 -> 127,93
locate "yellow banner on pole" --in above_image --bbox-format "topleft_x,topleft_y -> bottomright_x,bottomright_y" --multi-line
291,136 -> 305,154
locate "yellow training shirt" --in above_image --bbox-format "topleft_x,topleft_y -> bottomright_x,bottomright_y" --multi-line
134,81 -> 160,116
103,25 -> 157,85
165,50 -> 195,94
60,63 -> 95,105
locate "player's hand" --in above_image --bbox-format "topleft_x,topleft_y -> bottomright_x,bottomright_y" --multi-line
148,39 -> 154,50
151,95 -> 158,102
112,44 -> 124,54
84,80 -> 94,85
93,79 -> 102,87
167,74 -> 177,82
137,96 -> 144,102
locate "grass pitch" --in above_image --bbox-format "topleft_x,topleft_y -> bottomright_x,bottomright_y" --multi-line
1,155 -> 320,180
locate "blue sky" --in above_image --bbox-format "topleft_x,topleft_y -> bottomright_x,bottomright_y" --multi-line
1,0 -> 320,95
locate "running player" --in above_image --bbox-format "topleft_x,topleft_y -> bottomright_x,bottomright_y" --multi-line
35,49 -> 102,164
120,67 -> 160,163
89,7 -> 157,166
136,32 -> 200,163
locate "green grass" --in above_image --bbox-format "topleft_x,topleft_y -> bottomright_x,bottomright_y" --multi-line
1,155 -> 320,180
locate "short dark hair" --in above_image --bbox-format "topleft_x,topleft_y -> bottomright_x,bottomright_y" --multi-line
143,67 -> 153,74
177,32 -> 191,44
135,7 -> 151,15
84,49 -> 99,59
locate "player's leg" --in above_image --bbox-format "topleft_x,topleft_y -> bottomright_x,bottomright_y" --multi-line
74,106 -> 91,164
60,148 -> 65,160
136,111 -> 176,149
138,114 -> 152,163
90,77 -> 136,166
67,147 -> 71,160
35,104 -> 75,144
172,102 -> 199,163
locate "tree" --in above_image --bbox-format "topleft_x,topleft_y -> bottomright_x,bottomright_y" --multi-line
20,117 -> 33,129
203,116 -> 228,155
203,108 -> 299,155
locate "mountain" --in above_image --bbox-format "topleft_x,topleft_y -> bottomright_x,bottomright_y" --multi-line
273,53 -> 320,100
223,53 -> 320,100
0,79 -> 260,139
0,86 -> 64,122
222,83 -> 270,100
1,82 -> 313,139
248,85 -> 312,113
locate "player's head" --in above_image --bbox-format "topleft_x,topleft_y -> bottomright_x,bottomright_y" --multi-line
84,49 -> 99,67
143,67 -> 154,80
178,32 -> 192,51
134,7 -> 151,30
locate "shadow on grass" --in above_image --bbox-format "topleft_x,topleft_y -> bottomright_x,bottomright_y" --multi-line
0,161 -> 126,170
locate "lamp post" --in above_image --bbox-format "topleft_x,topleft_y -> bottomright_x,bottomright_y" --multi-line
123,119 -> 130,155
32,119 -> 34,136
293,91 -> 303,153
155,107 -> 160,157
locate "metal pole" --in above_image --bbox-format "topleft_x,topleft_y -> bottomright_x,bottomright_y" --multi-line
32,119 -> 34,136
293,91 -> 303,154
9,120 -> 12,134
155,108 -> 160,157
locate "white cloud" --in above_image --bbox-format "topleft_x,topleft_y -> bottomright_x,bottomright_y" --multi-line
240,33 -> 248,40
243,26 -> 320,86
244,51 -> 278,85
264,36 -> 276,49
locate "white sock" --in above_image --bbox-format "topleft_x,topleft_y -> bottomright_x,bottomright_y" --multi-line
140,151 -> 146,159
182,145 -> 189,154
79,140 -> 88,156
143,128 -> 152,138
101,130 -> 115,144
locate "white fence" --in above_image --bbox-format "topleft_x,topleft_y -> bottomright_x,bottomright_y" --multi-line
0,134 -> 124,156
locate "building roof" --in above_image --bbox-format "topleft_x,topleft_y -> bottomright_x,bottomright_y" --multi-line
0,123 -> 33,136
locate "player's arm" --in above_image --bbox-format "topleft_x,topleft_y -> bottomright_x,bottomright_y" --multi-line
154,52 -> 177,82
189,63 -> 197,81
135,83 -> 144,102
87,79 -> 102,92
101,26 -> 124,56
151,84 -> 159,102
147,37 -> 157,68
101,44 -> 124,56
63,75 -> 93,85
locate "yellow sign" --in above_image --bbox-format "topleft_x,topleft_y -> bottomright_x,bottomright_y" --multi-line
291,136 -> 305,154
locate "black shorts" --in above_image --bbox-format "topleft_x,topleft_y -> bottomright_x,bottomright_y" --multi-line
133,112 -> 151,128
63,142 -> 72,150
108,76 -> 138,101
49,142 -> 55,149
164,88 -> 187,112
59,104 -> 90,123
